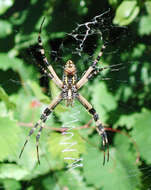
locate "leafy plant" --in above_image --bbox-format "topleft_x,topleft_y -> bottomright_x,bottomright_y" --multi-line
0,0 -> 151,189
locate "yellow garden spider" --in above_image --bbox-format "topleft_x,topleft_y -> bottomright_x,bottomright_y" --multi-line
19,18 -> 110,165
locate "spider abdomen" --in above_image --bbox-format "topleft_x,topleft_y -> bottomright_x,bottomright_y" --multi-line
62,85 -> 77,106
62,73 -> 77,106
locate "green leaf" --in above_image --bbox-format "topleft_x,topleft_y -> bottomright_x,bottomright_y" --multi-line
23,155 -> 55,180
114,113 -> 138,129
42,176 -> 60,190
91,82 -> 117,123
49,80 -> 67,114
60,101 -> 91,127
83,134 -> 141,189
0,0 -> 14,14
47,131 -> 85,165
27,80 -> 50,104
108,0 -> 118,7
0,86 -> 16,110
145,1 -> 151,15
0,53 -> 23,71
15,32 -> 38,49
113,1 -> 140,26
49,80 -> 60,99
0,53 -> 36,82
0,164 -> 28,180
57,170 -> 94,190
131,108 -> 151,164
0,53 -> 30,84
0,20 -> 12,38
139,15 -> 151,35
26,187 -> 34,190
2,179 -> 21,190
132,44 -> 146,58
0,117 -> 22,162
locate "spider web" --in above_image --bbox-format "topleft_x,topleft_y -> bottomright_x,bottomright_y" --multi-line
50,9 -> 151,189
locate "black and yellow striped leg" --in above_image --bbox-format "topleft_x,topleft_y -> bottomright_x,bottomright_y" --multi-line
77,93 -> 109,165
88,63 -> 123,80
89,108 -> 109,165
37,18 -> 63,88
76,44 -> 106,89
92,44 -> 106,67
35,94 -> 62,164
36,125 -> 44,164
19,121 -> 40,159
19,94 -> 62,163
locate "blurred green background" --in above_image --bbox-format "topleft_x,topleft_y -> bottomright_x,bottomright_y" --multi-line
0,0 -> 151,189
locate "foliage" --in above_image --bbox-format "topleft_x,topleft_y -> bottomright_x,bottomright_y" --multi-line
0,0 -> 151,189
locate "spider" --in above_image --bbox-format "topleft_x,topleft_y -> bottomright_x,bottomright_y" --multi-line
19,18 -> 110,165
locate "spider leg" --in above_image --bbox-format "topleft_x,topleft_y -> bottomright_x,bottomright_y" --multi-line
87,63 -> 123,80
77,93 -> 109,165
36,124 -> 44,164
19,120 -> 40,159
19,93 -> 62,163
76,44 -> 106,89
37,18 -> 63,88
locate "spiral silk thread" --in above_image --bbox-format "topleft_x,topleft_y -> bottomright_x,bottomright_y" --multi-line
60,109 -> 83,170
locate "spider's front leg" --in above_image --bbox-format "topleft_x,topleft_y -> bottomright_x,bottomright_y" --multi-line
86,63 -> 123,80
19,93 -> 62,164
77,93 -> 109,165
37,18 -> 63,88
76,44 -> 106,89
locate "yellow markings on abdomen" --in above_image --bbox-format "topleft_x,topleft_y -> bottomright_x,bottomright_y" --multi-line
68,89 -> 72,100
72,76 -> 75,84
65,76 -> 68,85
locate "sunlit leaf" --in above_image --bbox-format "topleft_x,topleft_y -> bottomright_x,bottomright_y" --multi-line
0,20 -> 12,38
0,53 -> 36,81
0,53 -> 23,71
49,80 -> 60,99
83,134 -> 141,189
0,164 -> 28,180
47,131 -> 85,165
108,0 -> 118,7
132,44 -> 146,58
113,1 -> 140,26
2,179 -> 21,190
0,86 -> 16,110
57,170 -> 94,190
59,101 -> 91,127
0,117 -> 22,162
0,0 -> 14,14
91,82 -> 117,123
49,80 -> 67,114
139,15 -> 151,35
131,108 -> 151,164
27,80 -> 50,104
145,1 -> 151,15
114,112 -> 138,129
23,155 -> 55,180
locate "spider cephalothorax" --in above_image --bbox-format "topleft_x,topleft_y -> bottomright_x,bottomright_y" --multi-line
19,18 -> 109,165
64,60 -> 76,75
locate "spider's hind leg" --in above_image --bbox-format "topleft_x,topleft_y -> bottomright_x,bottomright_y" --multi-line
19,108 -> 50,160
19,94 -> 62,163
36,124 -> 45,164
77,93 -> 109,165
19,120 -> 41,159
